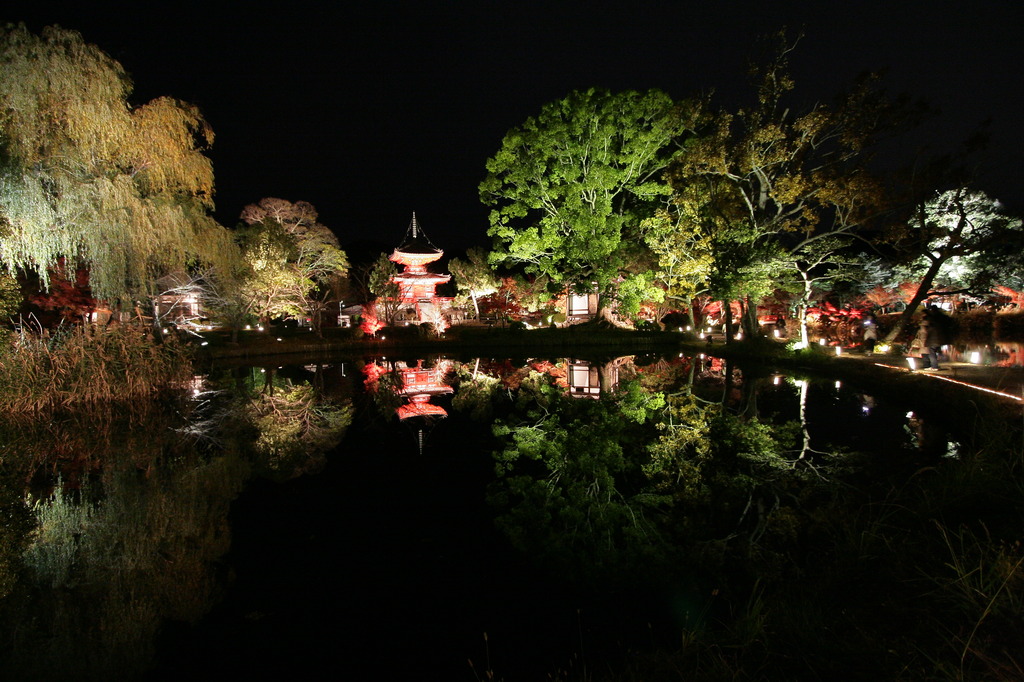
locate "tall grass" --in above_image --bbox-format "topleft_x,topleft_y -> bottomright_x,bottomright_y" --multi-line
0,325 -> 193,413
930,523 -> 1024,680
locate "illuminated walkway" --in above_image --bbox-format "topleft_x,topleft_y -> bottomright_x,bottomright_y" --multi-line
852,353 -> 1024,403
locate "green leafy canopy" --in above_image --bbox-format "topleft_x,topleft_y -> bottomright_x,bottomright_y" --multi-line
480,88 -> 691,294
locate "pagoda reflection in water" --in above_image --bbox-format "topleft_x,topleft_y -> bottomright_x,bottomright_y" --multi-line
394,359 -> 453,420
362,358 -> 453,454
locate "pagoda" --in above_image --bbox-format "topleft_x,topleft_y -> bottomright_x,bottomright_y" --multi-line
390,213 -> 451,313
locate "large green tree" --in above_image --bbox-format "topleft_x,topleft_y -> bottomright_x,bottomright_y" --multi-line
480,88 -> 690,318
0,24 -> 233,302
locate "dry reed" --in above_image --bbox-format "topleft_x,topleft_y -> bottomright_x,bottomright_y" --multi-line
0,325 -> 194,413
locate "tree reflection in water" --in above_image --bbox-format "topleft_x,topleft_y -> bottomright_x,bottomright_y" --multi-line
0,365 -> 351,679
233,365 -> 353,481
446,353 -> 1021,677
464,355 -> 817,589
0,353 -> 1016,678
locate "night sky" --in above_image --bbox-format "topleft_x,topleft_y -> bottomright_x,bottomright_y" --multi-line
10,1 -> 1023,255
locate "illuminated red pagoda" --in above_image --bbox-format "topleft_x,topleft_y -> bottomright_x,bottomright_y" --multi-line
390,214 -> 451,319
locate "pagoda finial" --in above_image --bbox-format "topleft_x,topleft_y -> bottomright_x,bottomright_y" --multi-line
395,213 -> 441,255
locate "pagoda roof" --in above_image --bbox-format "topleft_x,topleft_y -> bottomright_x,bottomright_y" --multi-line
394,213 -> 442,255
397,402 -> 448,420
393,270 -> 451,282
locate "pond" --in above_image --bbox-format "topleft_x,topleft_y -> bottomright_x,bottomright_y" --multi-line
0,351 -> 1011,679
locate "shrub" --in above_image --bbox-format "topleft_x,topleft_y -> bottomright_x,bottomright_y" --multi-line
956,308 -> 994,340
994,309 -> 1024,338
379,324 -> 420,340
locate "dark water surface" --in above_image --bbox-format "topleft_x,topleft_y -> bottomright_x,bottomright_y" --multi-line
1,354 -> 965,680
155,389 -> 559,679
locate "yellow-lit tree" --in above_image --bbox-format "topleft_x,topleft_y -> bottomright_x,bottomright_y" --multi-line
448,247 -> 498,319
0,24 -> 233,302
663,32 -> 893,342
234,198 -> 348,332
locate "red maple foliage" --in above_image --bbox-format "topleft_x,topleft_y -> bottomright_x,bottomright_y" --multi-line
478,277 -> 526,322
360,303 -> 385,336
861,285 -> 900,312
361,361 -> 389,391
29,260 -> 97,324
897,282 -> 920,305
993,285 -> 1024,308
806,301 -> 866,322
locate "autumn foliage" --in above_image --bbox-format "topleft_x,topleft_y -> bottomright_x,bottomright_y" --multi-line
861,285 -> 901,313
29,261 -> 98,324
360,303 -> 385,336
993,286 -> 1024,308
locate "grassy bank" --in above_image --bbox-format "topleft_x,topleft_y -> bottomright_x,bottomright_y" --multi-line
0,326 -> 194,413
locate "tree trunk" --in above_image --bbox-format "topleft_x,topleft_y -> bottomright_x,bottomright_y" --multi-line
723,300 -> 735,345
799,272 -> 812,347
798,302 -> 809,347
722,358 -> 735,403
737,371 -> 757,417
599,361 -> 617,393
741,295 -> 758,339
882,256 -> 942,345
797,378 -> 811,460
596,293 -> 628,327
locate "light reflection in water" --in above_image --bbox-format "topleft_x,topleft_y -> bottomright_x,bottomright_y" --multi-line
0,353 -> 980,679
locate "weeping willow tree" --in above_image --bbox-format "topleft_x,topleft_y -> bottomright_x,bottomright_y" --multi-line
0,23 -> 234,302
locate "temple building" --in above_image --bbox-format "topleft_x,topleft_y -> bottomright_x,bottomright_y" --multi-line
389,214 -> 453,326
